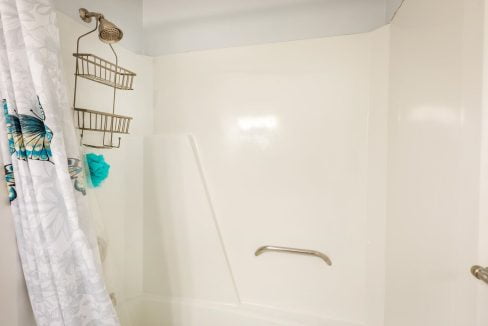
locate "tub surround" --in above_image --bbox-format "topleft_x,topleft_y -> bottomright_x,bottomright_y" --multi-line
146,26 -> 390,325
0,0 -> 481,325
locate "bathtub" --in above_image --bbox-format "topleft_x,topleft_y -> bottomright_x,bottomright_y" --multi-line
118,295 -> 363,326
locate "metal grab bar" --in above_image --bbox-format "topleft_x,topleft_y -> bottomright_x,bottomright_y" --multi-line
471,265 -> 488,284
255,246 -> 332,266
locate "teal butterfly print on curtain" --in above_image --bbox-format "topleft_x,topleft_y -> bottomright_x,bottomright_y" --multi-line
2,100 -> 14,155
4,164 -> 17,202
2,97 -> 54,162
8,115 -> 27,160
19,97 -> 53,162
1,98 -> 55,202
68,158 -> 86,195
3,99 -> 26,160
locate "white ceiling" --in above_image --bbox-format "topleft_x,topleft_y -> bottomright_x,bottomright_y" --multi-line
143,0 -> 330,26
55,0 -> 404,56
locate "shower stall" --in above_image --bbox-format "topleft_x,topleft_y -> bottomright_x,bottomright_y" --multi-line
2,0 -> 488,324
57,0 -> 488,325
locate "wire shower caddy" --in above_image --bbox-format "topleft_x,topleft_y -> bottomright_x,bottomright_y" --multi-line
72,11 -> 136,149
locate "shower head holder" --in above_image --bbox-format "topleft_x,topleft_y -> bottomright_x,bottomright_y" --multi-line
79,8 -> 102,23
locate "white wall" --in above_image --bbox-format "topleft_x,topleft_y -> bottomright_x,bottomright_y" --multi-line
477,1 -> 488,323
144,27 -> 389,325
56,11 -> 154,324
386,0 -> 485,325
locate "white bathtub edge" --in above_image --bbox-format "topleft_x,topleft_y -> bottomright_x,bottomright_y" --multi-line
118,294 -> 365,326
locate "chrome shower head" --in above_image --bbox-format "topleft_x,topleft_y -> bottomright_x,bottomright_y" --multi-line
98,18 -> 123,44
79,8 -> 123,44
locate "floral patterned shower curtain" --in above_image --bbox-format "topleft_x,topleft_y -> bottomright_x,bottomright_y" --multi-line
0,0 -> 118,325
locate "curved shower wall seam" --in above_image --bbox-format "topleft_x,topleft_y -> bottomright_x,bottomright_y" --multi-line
188,134 -> 242,303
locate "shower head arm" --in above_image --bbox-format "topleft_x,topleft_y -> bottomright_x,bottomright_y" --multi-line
75,18 -> 98,52
79,8 -> 104,23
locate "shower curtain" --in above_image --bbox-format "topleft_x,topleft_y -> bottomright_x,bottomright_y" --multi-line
0,1 -> 119,325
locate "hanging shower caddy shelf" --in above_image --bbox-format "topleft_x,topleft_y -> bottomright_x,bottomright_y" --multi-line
73,8 -> 136,149
74,108 -> 132,134
73,53 -> 135,90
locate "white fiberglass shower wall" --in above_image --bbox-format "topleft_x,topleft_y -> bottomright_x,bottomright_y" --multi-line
386,0 -> 488,324
135,0 -> 488,324
138,27 -> 390,326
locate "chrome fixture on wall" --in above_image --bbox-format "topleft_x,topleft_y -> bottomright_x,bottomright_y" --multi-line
79,8 -> 123,44
471,265 -> 488,285
255,246 -> 332,266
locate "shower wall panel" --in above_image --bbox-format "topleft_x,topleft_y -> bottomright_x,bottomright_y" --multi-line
386,0 -> 486,324
148,27 -> 390,325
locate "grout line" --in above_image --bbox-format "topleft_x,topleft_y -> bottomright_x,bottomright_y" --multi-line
187,134 -> 242,303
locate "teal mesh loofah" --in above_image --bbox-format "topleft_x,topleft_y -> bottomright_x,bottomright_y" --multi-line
85,153 -> 110,188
